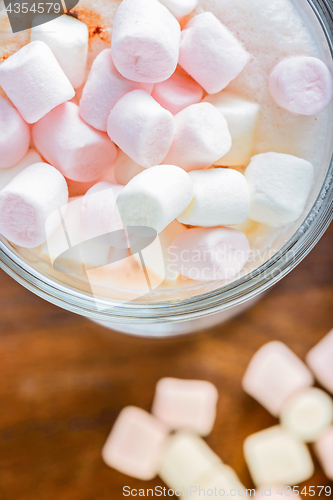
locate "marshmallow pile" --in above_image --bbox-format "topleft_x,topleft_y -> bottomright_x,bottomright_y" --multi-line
0,0 -> 332,285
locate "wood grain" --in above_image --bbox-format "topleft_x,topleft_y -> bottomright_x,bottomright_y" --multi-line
0,225 -> 332,500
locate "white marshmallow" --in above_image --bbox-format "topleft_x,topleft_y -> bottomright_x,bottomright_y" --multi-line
189,464 -> 246,500
244,426 -> 314,487
113,150 -> 145,186
245,153 -> 314,227
177,168 -> 250,226
107,90 -> 174,168
203,92 -> 260,167
116,165 -> 194,234
79,49 -> 154,132
0,96 -> 30,169
111,0 -> 181,83
30,15 -> 88,89
179,13 -> 250,94
158,0 -> 198,20
0,41 -> 74,123
0,149 -> 42,191
0,163 -> 68,248
32,102 -> 117,182
163,103 -> 232,171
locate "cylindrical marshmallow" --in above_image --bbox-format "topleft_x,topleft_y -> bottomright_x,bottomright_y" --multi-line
107,90 -> 174,168
0,149 -> 42,191
152,66 -> 203,115
0,41 -> 75,123
163,103 -> 232,171
0,96 -> 30,169
170,227 -> 250,281
245,153 -> 314,227
269,57 -> 333,115
158,0 -> 198,20
116,165 -> 194,234
179,12 -> 250,94
79,49 -> 154,132
177,168 -> 250,226
0,162 -> 68,248
32,102 -> 117,182
113,150 -> 145,186
111,0 -> 181,83
30,14 -> 89,89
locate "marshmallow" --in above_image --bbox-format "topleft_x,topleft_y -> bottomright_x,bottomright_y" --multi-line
170,227 -> 250,281
0,96 -> 30,169
152,66 -> 203,115
0,163 -> 68,248
245,153 -> 314,227
158,0 -> 198,20
280,388 -> 333,443
0,41 -> 74,123
32,102 -> 117,182
244,426 -> 314,487
242,341 -> 314,417
177,169 -> 250,227
79,50 -> 154,132
0,149 -> 42,191
107,90 -> 174,168
163,103 -> 232,171
314,427 -> 333,480
269,57 -> 333,115
102,406 -> 169,480
179,13 -> 250,94
189,464 -> 246,500
159,431 -> 221,492
116,165 -> 193,234
152,378 -> 218,436
113,150 -> 145,186
203,92 -> 260,167
30,15 -> 88,89
111,0 -> 181,83
306,329 -> 333,394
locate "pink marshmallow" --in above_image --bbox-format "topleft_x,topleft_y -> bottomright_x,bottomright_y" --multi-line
269,57 -> 333,115
179,13 -> 250,94
0,96 -> 30,169
102,406 -> 169,480
0,41 -> 74,124
32,102 -> 117,183
170,227 -> 250,281
79,49 -> 154,132
107,90 -> 174,168
242,341 -> 314,417
152,66 -> 203,115
306,329 -> 333,394
152,378 -> 218,436
111,0 -> 181,84
0,162 -> 68,248
314,426 -> 333,480
163,103 -> 232,171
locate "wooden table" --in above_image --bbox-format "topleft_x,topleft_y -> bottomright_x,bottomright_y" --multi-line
0,225 -> 332,500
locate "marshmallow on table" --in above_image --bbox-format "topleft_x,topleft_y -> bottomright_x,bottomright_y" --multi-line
242,341 -> 314,417
0,96 -> 30,169
189,464 -> 245,500
152,378 -> 218,436
113,150 -> 145,186
245,153 -> 314,227
33,102 -> 117,182
0,41 -> 74,123
163,103 -> 232,171
244,425 -> 314,487
306,329 -> 333,394
111,0 -> 181,83
152,66 -> 203,115
314,426 -> 333,480
203,92 -> 260,167
102,406 -> 168,480
179,13 -> 250,94
170,227 -> 250,281
30,15 -> 88,89
0,149 -> 42,191
158,0 -> 198,20
280,387 -> 333,443
79,50 -> 154,132
177,168 -> 250,227
269,57 -> 333,115
0,163 -> 68,248
116,165 -> 194,234
107,90 -> 174,168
